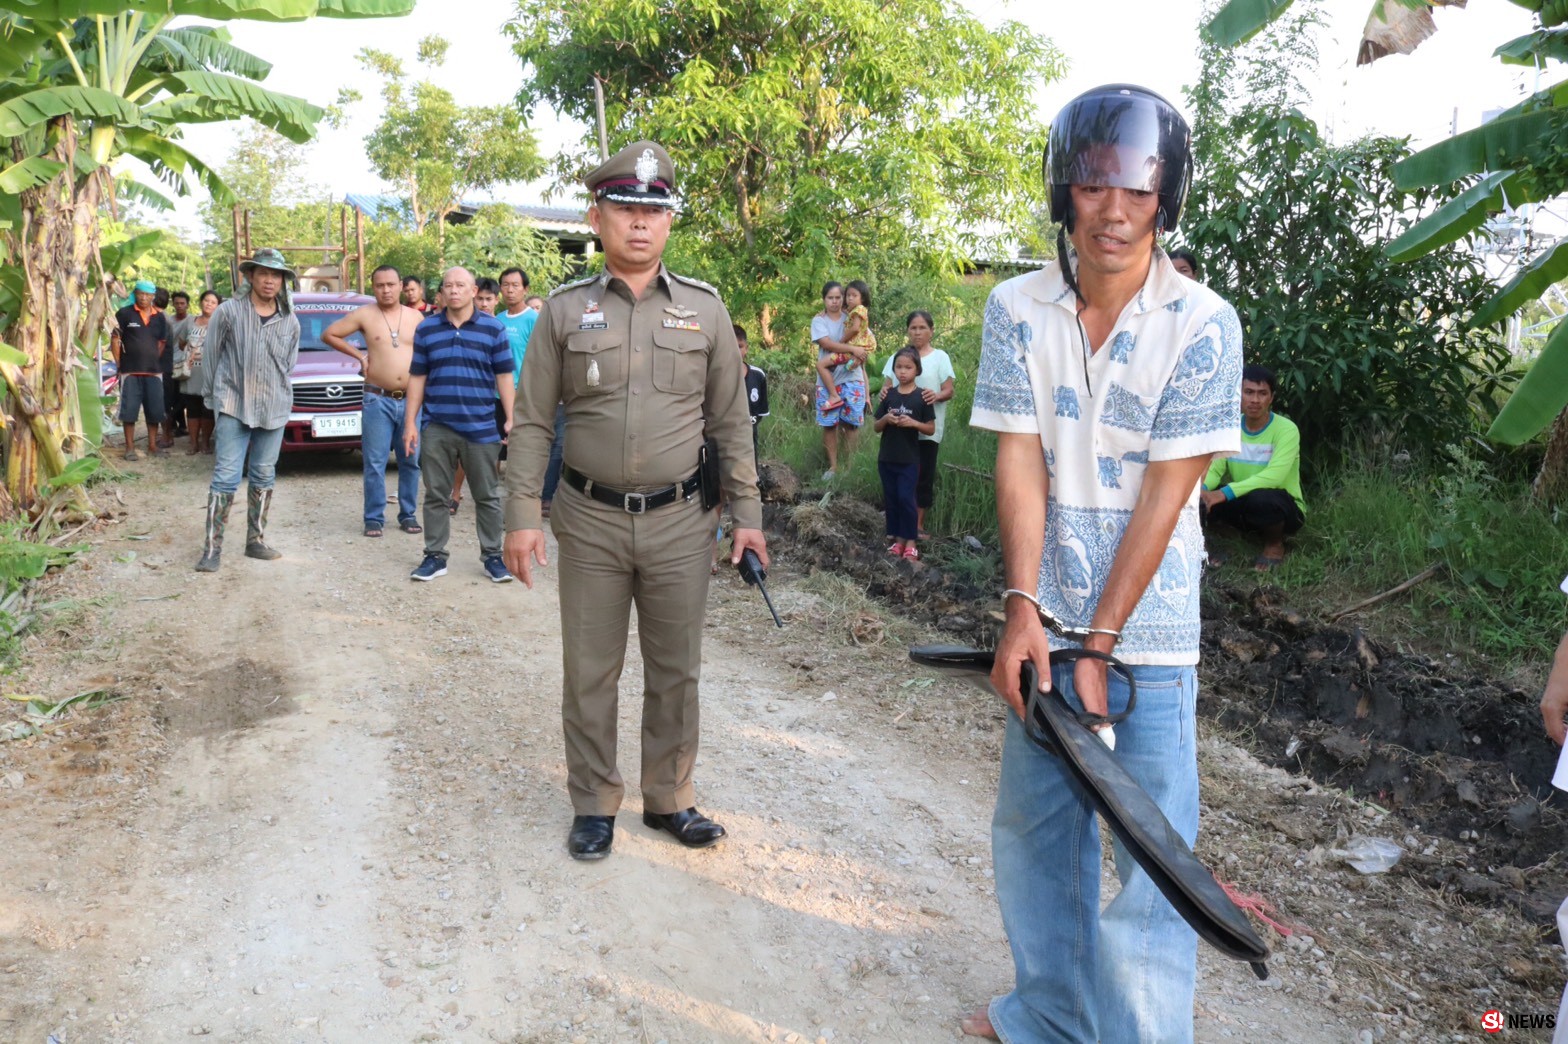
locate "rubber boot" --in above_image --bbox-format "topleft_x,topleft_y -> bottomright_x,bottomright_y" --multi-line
245,485 -> 282,561
194,491 -> 233,572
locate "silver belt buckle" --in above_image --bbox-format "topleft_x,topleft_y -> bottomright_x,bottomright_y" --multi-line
623,491 -> 648,514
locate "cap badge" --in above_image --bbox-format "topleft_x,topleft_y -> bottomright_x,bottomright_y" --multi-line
634,148 -> 659,192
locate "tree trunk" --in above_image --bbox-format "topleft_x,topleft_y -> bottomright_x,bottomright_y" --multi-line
759,303 -> 775,349
2,114 -> 99,517
1533,402 -> 1568,505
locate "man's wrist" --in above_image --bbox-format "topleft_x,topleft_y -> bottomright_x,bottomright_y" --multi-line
1083,631 -> 1118,655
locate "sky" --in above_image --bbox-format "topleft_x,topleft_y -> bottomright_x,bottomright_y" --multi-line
160,0 -> 1545,242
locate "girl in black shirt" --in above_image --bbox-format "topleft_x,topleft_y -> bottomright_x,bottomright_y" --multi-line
874,347 -> 936,559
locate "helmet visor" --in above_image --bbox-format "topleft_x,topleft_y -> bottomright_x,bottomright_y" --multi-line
1049,90 -> 1179,194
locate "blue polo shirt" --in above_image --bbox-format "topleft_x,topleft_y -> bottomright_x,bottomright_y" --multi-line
410,309 -> 514,443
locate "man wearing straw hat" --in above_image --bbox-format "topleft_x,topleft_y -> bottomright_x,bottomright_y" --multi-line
193,248 -> 301,573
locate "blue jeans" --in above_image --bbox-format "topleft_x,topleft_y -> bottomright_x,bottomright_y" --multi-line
210,413 -> 286,495
878,459 -> 918,540
361,391 -> 420,527
989,662 -> 1199,1044
542,402 -> 567,502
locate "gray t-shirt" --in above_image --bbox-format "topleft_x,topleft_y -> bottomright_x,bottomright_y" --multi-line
810,312 -> 860,387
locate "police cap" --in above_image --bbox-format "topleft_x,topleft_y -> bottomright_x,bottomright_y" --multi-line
585,141 -> 679,209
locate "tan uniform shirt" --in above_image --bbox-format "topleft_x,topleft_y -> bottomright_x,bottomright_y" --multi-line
504,266 -> 761,531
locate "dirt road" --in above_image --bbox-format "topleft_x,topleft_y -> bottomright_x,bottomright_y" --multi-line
0,452 -> 1478,1041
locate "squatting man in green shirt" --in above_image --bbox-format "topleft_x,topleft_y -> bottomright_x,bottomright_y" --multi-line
1200,363 -> 1305,571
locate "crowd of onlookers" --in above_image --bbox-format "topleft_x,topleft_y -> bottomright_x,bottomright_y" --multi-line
108,246 -> 1308,573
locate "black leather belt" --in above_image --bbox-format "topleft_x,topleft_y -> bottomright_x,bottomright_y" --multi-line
563,464 -> 701,514
364,383 -> 405,399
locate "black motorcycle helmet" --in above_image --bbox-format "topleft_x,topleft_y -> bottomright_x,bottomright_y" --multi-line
1046,84 -> 1193,236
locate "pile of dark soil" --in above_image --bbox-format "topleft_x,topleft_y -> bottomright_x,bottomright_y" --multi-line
1202,584 -> 1567,925
761,464 -> 1568,927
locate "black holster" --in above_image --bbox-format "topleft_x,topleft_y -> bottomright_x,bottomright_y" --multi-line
698,436 -> 721,511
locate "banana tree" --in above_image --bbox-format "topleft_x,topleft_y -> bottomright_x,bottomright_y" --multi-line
0,0 -> 413,520
1205,0 -> 1568,497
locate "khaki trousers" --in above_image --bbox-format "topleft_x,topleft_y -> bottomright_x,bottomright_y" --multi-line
420,422 -> 503,559
552,480 -> 716,815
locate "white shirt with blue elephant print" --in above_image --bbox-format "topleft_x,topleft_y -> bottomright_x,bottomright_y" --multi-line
970,249 -> 1243,666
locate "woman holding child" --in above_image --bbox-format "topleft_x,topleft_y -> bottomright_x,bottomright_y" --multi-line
811,280 -> 874,481
879,310 -> 956,541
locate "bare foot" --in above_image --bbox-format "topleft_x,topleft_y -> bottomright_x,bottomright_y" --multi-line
960,1007 -> 998,1039
1255,540 -> 1286,572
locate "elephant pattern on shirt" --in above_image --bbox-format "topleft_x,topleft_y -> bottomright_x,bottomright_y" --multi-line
1097,455 -> 1123,490
974,295 -> 1036,418
1054,385 -> 1081,420
1034,500 -> 1205,659
1109,331 -> 1136,363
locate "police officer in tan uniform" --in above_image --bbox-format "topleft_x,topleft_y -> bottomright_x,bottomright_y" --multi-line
502,141 -> 768,861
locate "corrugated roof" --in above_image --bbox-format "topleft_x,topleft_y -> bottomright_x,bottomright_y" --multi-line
343,194 -> 593,235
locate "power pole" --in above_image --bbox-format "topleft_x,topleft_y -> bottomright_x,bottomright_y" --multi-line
593,76 -> 609,161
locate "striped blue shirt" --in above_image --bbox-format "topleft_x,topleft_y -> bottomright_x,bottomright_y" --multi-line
410,309 -> 514,444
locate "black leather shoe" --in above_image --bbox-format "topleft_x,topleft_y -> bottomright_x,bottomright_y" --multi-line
642,807 -> 726,848
568,815 -> 615,860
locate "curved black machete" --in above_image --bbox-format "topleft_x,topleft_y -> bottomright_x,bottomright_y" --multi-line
910,644 -> 1271,979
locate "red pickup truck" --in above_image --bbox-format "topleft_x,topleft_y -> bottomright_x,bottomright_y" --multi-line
285,293 -> 370,453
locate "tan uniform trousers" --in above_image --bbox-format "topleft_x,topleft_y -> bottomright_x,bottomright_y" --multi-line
551,479 -> 716,816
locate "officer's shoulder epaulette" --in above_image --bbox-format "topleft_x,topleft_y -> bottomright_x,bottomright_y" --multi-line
668,272 -> 722,299
548,274 -> 600,298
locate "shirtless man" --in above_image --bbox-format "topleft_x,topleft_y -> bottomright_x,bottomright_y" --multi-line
324,264 -> 425,537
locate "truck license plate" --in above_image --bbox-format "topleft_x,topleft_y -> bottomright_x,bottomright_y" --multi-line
311,413 -> 361,438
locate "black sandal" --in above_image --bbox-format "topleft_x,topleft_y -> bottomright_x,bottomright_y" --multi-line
399,518 -> 422,534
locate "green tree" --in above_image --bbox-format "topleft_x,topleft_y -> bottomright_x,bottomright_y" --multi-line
198,121 -> 335,294
104,218 -> 206,292
1204,0 -> 1568,497
506,0 -> 1064,345
355,35 -> 545,253
1183,0 -> 1509,451
0,0 -> 413,518
442,204 -> 572,290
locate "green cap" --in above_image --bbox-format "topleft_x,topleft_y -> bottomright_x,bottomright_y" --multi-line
239,247 -> 297,280
133,279 -> 156,294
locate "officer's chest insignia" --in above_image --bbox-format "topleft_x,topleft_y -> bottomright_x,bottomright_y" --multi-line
580,301 -> 607,330
664,305 -> 698,320
662,318 -> 702,331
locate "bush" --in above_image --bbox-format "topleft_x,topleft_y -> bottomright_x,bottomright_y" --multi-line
1183,0 -> 1510,454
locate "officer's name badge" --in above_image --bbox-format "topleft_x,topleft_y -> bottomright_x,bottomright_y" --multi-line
580,309 -> 607,331
662,318 -> 701,331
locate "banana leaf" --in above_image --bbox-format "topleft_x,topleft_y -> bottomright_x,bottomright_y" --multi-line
1383,170 -> 1510,262
1488,319 -> 1568,444
0,84 -> 142,137
118,129 -> 234,203
3,0 -> 415,21
99,230 -> 164,273
1472,240 -> 1568,328
75,363 -> 101,447
152,27 -> 273,80
0,156 -> 66,193
1394,105 -> 1568,190
1202,0 -> 1299,46
163,70 -> 322,141
1495,29 -> 1568,66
